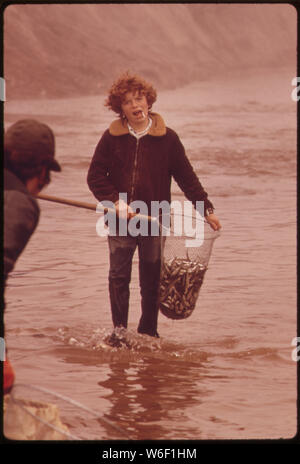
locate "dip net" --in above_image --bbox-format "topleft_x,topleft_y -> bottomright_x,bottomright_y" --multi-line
4,383 -> 130,440
159,212 -> 220,320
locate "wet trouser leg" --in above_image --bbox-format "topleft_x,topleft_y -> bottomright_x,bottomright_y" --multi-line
137,235 -> 163,337
108,235 -> 136,329
108,234 -> 163,337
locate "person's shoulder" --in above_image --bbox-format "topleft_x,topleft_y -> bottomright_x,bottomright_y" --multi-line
165,126 -> 182,144
6,188 -> 39,212
165,126 -> 178,137
5,189 -> 40,230
99,128 -> 111,139
109,118 -> 129,137
94,128 -> 113,152
4,169 -> 40,214
4,169 -> 27,193
96,123 -> 128,144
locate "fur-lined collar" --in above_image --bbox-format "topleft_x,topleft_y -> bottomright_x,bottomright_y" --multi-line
109,112 -> 166,137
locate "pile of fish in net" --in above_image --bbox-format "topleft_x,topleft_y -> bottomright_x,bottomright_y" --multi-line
159,257 -> 207,319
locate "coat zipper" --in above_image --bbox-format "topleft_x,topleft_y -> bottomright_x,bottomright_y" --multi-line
129,138 -> 139,204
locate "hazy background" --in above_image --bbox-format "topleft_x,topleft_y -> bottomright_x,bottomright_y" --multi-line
4,3 -> 296,99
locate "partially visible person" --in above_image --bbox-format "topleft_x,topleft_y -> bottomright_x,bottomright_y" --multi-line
2,119 -> 61,394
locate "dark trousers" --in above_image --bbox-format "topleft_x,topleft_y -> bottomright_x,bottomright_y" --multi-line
108,234 -> 163,337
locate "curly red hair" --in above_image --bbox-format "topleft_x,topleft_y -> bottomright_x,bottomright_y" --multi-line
105,71 -> 157,116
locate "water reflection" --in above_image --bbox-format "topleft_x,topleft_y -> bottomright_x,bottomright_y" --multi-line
98,356 -> 209,440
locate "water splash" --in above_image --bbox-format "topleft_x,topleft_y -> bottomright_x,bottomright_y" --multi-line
54,325 -> 211,364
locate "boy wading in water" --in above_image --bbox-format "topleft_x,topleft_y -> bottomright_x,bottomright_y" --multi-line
87,72 -> 221,345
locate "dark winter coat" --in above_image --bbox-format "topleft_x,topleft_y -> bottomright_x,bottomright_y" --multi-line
87,113 -> 214,213
4,169 -> 40,282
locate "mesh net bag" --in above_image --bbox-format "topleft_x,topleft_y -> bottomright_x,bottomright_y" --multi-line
159,212 -> 220,320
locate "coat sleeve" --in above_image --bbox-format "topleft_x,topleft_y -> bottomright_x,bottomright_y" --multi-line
169,130 -> 214,213
87,131 -> 119,204
4,191 -> 40,280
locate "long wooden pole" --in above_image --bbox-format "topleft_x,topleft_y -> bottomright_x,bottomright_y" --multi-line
36,193 -> 156,222
37,193 -> 97,211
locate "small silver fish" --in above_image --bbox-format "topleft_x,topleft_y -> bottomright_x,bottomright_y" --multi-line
159,257 -> 207,319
